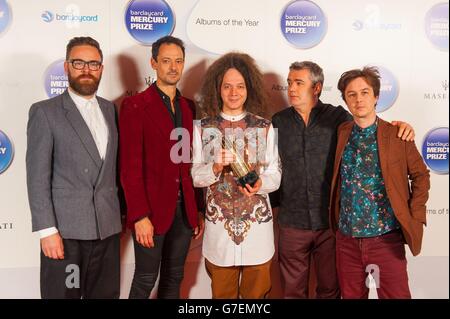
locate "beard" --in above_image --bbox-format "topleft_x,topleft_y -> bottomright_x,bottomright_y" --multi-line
68,72 -> 102,96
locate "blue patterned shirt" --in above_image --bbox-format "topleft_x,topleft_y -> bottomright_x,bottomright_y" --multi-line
338,120 -> 400,237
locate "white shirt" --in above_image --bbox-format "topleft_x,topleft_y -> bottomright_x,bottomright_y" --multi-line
68,89 -> 109,160
192,112 -> 281,266
38,89 -> 109,239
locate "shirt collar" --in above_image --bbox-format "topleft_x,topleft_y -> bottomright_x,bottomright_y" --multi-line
291,99 -> 324,122
353,117 -> 378,135
154,83 -> 180,102
220,111 -> 247,122
68,88 -> 98,107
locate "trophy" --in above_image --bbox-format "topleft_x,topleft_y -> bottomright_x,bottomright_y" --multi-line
222,136 -> 259,188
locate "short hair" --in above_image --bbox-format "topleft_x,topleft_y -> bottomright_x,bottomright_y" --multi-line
337,66 -> 381,102
289,61 -> 324,97
66,36 -> 103,62
151,36 -> 185,61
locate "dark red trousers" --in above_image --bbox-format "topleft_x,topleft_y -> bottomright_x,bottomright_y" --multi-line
278,226 -> 340,298
336,230 -> 411,299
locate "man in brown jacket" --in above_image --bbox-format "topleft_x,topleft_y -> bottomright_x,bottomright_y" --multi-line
329,66 -> 430,299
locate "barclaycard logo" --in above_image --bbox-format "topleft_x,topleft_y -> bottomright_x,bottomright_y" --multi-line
125,0 -> 175,45
280,0 -> 328,49
352,20 -> 364,31
41,10 -> 54,23
422,127 -> 449,174
41,8 -> 98,24
352,19 -> 401,31
352,4 -> 402,32
0,129 -> 14,174
0,0 -> 12,35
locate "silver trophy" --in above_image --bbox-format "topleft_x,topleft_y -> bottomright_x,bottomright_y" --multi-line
222,136 -> 259,188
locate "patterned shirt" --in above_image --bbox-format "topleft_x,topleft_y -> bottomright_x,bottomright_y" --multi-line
339,120 -> 400,237
192,112 -> 281,266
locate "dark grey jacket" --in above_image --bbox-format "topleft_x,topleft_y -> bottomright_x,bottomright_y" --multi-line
26,90 -> 122,240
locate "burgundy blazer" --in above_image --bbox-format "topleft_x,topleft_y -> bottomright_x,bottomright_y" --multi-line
329,118 -> 430,256
119,84 -> 198,234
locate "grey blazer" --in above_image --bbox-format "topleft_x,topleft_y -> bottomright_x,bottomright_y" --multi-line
26,90 -> 122,240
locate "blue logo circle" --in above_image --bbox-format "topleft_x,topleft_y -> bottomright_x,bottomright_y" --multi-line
376,66 -> 399,113
425,3 -> 449,51
352,20 -> 364,31
125,0 -> 175,45
422,127 -> 449,174
280,0 -> 327,49
41,10 -> 54,23
0,129 -> 14,174
43,59 -> 68,98
0,0 -> 12,36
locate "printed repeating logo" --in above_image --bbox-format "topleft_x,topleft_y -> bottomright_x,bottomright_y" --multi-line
422,127 -> 449,174
0,222 -> 13,230
40,5 -> 99,28
425,2 -> 449,51
41,10 -> 54,23
43,59 -> 68,98
376,66 -> 399,113
125,0 -> 175,45
0,129 -> 14,174
0,0 -> 12,36
280,0 -> 327,49
352,4 -> 402,31
423,79 -> 448,101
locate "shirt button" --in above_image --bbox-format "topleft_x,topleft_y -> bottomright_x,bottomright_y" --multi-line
84,168 -> 89,173
175,178 -> 180,183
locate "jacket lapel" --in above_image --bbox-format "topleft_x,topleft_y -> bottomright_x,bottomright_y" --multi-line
98,99 -> 113,163
180,98 -> 193,134
63,90 -> 102,168
142,85 -> 175,139
330,121 -> 352,228
334,122 -> 353,174
94,99 -> 115,186
377,118 -> 390,182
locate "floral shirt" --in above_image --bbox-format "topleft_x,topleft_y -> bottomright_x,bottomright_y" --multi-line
338,120 -> 400,237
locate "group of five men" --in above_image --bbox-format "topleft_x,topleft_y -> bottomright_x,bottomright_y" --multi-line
26,35 -> 430,299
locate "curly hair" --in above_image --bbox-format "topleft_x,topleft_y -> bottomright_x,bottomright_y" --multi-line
198,52 -> 269,118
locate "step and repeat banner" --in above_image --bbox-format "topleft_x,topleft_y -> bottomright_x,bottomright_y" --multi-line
0,0 -> 448,298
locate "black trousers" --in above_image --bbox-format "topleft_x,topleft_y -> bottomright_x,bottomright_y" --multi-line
40,233 -> 120,299
129,200 -> 193,299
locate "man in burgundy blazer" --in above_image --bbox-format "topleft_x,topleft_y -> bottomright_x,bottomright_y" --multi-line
329,66 -> 430,298
119,36 -> 203,299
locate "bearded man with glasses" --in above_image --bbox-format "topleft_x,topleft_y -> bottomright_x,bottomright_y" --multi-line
26,36 -> 122,299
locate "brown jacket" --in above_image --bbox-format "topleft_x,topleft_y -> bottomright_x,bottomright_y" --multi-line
329,118 -> 430,256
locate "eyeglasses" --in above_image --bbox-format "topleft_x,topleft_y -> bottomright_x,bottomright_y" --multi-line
68,59 -> 102,71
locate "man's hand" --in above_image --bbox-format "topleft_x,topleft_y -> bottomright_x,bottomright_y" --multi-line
193,212 -> 205,240
135,217 -> 154,248
41,233 -> 64,259
213,149 -> 235,175
391,121 -> 415,141
238,179 -> 262,197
